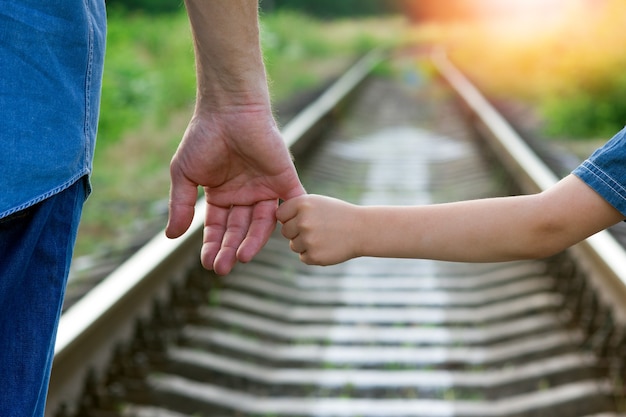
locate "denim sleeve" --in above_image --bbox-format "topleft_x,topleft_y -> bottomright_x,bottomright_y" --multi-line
572,127 -> 626,217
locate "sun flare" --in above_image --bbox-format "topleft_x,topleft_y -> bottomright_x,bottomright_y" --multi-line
404,0 -> 596,43
473,0 -> 588,40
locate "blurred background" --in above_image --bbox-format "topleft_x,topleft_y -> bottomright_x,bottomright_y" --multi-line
72,0 -> 626,273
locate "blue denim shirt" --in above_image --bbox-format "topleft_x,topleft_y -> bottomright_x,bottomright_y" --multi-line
572,126 -> 626,217
0,1 -> 106,218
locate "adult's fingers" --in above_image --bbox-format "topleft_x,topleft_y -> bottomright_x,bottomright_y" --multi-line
281,182 -> 307,202
200,204 -> 229,270
201,201 -> 280,274
236,199 -> 278,263
166,166 -> 199,239
212,205 -> 253,275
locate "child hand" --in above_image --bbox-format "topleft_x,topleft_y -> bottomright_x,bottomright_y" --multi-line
276,194 -> 361,265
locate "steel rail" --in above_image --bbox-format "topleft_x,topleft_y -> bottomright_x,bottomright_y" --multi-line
432,50 -> 626,325
46,50 -> 383,416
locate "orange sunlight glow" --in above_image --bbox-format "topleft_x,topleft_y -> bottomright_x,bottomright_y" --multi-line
402,0 -> 609,102
472,0 -> 588,41
404,0 -> 597,44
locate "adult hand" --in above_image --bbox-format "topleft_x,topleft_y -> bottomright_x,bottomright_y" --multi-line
166,105 -> 306,275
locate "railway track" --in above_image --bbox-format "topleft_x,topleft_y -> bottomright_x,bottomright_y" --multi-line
48,50 -> 626,417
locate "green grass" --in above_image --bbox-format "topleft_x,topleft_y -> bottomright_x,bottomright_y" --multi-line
97,9 -> 196,149
261,11 -> 403,100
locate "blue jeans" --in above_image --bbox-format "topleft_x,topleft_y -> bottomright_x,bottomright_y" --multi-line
0,178 -> 86,417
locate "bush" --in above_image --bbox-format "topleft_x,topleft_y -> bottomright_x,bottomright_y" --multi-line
261,0 -> 401,18
260,10 -> 400,101
542,76 -> 626,138
97,10 -> 195,148
105,0 -> 183,14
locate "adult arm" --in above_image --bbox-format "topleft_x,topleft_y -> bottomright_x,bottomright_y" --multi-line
167,0 -> 305,274
277,174 -> 623,265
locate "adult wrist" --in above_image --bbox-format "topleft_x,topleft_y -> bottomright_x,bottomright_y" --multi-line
195,87 -> 272,114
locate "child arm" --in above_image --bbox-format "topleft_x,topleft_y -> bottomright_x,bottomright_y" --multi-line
276,174 -> 623,265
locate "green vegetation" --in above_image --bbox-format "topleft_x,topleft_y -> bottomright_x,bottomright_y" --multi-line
261,0 -> 403,18
261,11 -> 398,100
105,0 -> 403,18
104,0 -> 182,14
97,9 -> 195,149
